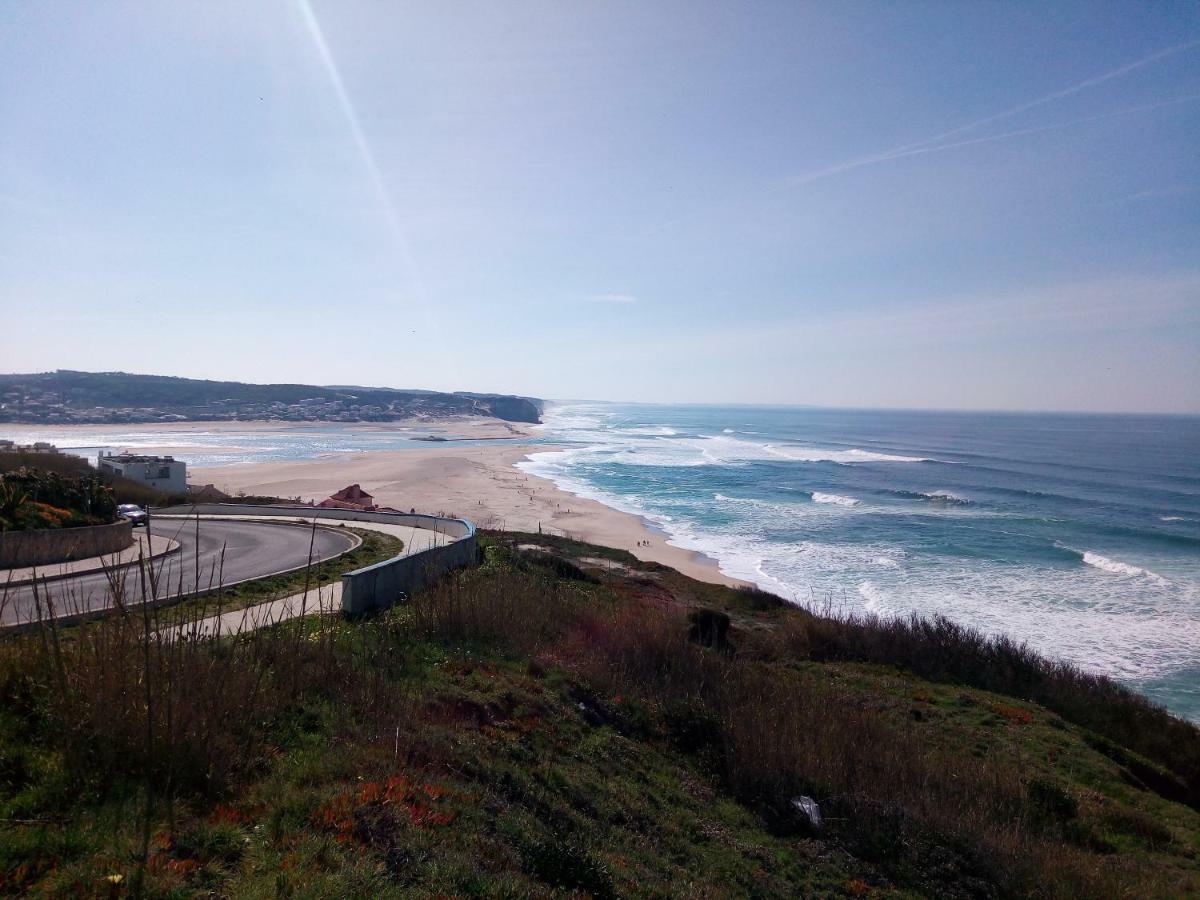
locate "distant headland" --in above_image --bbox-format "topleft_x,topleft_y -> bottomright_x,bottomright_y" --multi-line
0,370 -> 542,426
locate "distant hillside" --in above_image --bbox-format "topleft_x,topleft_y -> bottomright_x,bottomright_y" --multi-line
0,371 -> 542,425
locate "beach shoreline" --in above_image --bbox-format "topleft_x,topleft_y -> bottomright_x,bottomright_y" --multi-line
1,417 -> 747,587
186,442 -> 747,588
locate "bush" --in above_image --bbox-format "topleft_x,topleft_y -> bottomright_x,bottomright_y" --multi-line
518,835 -> 613,898
751,611 -> 1200,810
0,468 -> 116,531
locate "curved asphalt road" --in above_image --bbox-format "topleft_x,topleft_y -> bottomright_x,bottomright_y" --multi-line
1,518 -> 358,627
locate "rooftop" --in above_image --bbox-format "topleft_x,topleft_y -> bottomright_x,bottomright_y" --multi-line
329,483 -> 373,502
99,453 -> 178,464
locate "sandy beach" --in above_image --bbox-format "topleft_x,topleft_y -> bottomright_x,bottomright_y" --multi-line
189,440 -> 746,588
2,417 -> 746,586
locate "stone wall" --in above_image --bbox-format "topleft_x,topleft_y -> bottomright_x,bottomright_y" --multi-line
0,519 -> 133,568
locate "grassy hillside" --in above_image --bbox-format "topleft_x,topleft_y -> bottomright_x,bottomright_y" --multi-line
0,533 -> 1197,897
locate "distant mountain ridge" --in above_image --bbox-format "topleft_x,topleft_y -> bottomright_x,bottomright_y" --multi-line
0,371 -> 542,425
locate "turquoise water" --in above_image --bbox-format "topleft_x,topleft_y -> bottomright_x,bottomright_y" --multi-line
519,402 -> 1200,722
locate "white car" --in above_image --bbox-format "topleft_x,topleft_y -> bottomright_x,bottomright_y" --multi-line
117,503 -> 148,527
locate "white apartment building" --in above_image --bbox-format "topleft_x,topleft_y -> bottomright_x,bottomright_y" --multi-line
97,453 -> 187,494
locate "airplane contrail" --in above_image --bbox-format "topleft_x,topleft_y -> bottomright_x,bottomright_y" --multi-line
788,38 -> 1200,187
856,92 -> 1200,166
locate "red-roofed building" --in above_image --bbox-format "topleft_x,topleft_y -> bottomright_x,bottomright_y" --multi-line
315,497 -> 369,510
323,483 -> 375,509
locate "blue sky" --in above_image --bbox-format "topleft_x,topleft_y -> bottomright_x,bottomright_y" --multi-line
2,1 -> 1198,412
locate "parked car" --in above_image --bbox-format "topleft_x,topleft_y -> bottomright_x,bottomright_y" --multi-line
117,503 -> 148,527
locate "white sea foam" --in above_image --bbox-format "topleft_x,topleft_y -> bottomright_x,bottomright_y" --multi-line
1080,551 -> 1170,585
811,492 -> 860,507
1160,516 -> 1188,522
534,406 -> 934,469
847,448 -> 931,463
922,490 -> 970,503
624,425 -> 678,436
714,493 -> 757,505
857,581 -> 890,614
682,435 -> 931,466
765,443 -> 930,464
711,493 -> 813,522
613,447 -> 709,467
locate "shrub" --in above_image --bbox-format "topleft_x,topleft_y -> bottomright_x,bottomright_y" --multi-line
0,468 -> 116,531
518,835 -> 613,898
748,611 -> 1200,810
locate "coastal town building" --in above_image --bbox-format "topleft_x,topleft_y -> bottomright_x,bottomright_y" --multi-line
314,484 -> 403,514
97,453 -> 187,494
317,483 -> 375,510
0,440 -> 60,453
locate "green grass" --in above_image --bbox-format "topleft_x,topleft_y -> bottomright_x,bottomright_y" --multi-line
1,532 -> 1197,897
0,640 -> 898,897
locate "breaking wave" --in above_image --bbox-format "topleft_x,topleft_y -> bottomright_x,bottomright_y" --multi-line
1076,550 -> 1170,585
857,581 -> 890,614
811,492 -> 860,507
890,489 -> 971,504
922,490 -> 971,504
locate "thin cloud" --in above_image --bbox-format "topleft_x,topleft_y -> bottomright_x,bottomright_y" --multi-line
585,293 -> 639,304
788,38 -> 1200,188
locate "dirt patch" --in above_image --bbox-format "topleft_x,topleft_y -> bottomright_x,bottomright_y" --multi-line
577,556 -> 656,577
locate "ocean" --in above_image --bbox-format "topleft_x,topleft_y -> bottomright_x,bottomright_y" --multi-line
519,402 -> 1200,722
6,406 -> 1198,722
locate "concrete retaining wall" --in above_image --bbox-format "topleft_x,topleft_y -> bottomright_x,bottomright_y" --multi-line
156,503 -> 478,615
340,532 -> 478,615
0,519 -> 133,568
